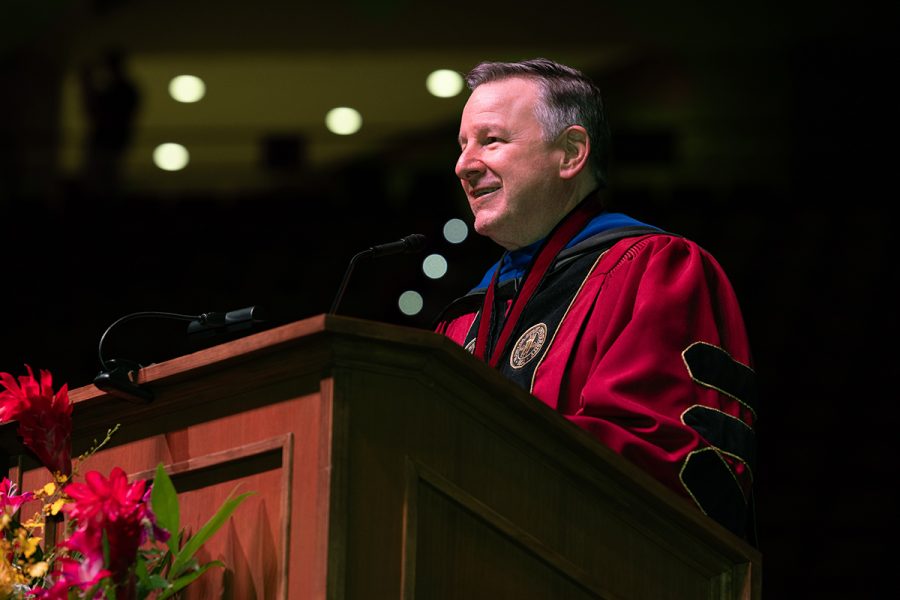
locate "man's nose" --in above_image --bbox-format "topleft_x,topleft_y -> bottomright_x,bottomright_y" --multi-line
455,146 -> 484,181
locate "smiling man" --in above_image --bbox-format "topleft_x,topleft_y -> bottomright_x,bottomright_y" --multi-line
436,58 -> 759,543
455,75 -> 596,249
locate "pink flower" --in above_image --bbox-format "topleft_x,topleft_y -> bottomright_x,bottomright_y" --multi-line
0,476 -> 34,514
64,467 -> 147,526
30,523 -> 112,598
0,365 -> 72,477
63,467 -> 166,587
27,581 -> 76,600
58,527 -> 113,588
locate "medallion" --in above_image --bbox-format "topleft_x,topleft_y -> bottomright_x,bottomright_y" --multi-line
509,323 -> 548,369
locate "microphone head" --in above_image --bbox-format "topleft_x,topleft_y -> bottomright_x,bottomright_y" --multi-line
402,234 -> 427,253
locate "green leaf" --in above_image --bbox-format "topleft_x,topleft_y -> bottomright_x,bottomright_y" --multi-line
150,548 -> 173,576
101,529 -> 111,568
151,462 -> 181,556
170,491 -> 254,578
135,554 -> 151,596
176,556 -> 200,575
100,577 -> 117,600
157,561 -> 224,600
136,554 -> 171,599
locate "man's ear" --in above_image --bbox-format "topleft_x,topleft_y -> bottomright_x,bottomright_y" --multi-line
558,125 -> 590,180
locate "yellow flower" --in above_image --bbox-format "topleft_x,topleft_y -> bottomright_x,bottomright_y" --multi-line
23,536 -> 42,558
0,554 -> 24,598
27,560 -> 48,578
0,583 -> 14,600
50,497 -> 68,515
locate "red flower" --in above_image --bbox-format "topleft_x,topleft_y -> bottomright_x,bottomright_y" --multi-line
27,580 -> 77,600
64,467 -> 147,526
64,467 -> 165,588
57,527 -> 113,589
0,365 -> 72,477
0,476 -> 34,514
28,542 -> 113,599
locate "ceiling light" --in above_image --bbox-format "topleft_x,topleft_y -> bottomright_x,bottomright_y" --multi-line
325,107 -> 362,135
426,69 -> 464,98
152,143 -> 189,171
169,75 -> 206,103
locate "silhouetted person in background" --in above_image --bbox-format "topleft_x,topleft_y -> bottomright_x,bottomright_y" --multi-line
80,48 -> 140,200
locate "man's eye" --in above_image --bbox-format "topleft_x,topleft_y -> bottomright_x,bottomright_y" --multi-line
485,137 -> 500,145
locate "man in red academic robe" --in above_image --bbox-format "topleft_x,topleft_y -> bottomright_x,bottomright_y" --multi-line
435,58 -> 757,541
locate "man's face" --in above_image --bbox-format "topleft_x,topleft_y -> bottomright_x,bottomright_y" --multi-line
455,77 -> 567,250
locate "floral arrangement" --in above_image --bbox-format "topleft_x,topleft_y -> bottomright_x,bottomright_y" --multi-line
0,366 -> 251,599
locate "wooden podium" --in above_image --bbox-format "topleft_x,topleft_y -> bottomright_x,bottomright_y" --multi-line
2,314 -> 761,599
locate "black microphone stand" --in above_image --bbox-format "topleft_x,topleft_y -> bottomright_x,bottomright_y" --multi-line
329,234 -> 426,316
329,250 -> 367,315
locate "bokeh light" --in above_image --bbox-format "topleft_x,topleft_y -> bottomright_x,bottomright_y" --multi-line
422,254 -> 448,279
443,218 -> 469,243
398,290 -> 424,316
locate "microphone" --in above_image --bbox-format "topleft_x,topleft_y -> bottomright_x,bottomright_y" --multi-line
186,305 -> 266,335
329,234 -> 427,315
93,306 -> 266,403
368,234 -> 427,258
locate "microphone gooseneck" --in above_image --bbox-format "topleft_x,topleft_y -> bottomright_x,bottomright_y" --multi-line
93,310 -> 197,403
94,306 -> 264,403
329,234 -> 427,316
96,311 -> 197,372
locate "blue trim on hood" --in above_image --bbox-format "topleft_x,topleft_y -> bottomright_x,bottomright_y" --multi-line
473,212 -> 659,290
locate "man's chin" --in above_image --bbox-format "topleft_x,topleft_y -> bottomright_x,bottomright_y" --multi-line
473,215 -> 499,240
474,222 -> 517,250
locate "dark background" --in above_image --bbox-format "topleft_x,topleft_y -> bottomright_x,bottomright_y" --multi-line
1,1 -> 895,596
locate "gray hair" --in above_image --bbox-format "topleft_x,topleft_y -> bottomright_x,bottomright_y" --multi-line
465,58 -> 610,187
